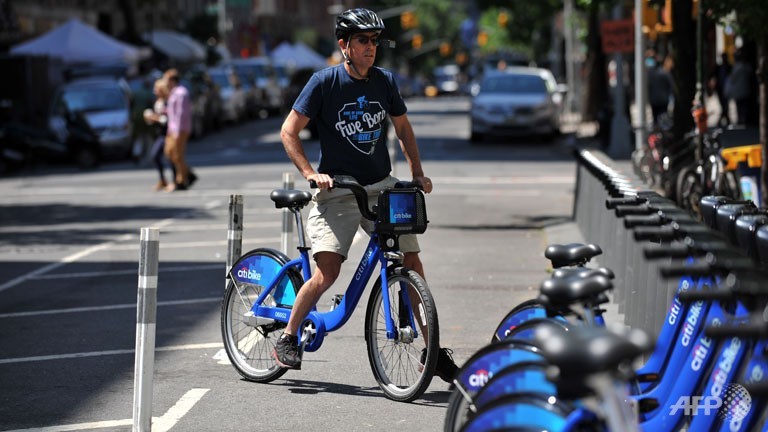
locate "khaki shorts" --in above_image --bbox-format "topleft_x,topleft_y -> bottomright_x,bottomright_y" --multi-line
306,175 -> 420,260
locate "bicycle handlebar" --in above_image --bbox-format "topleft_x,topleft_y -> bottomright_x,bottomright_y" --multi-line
677,288 -> 734,303
704,320 -> 768,339
309,176 -> 423,222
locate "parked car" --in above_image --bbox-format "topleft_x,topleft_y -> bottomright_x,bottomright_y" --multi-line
183,67 -> 223,138
431,64 -> 463,95
228,57 -> 282,117
207,67 -> 247,124
470,67 -> 564,142
49,77 -> 132,159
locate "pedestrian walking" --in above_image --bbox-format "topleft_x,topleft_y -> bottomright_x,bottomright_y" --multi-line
274,8 -> 457,382
726,50 -> 753,126
163,69 -> 197,191
709,52 -> 732,126
647,53 -> 674,127
143,78 -> 176,191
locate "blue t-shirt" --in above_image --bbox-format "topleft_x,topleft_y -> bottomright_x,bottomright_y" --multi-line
292,64 -> 407,185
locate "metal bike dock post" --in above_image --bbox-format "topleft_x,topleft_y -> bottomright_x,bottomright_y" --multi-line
281,172 -> 295,255
227,194 -> 243,289
133,227 -> 159,432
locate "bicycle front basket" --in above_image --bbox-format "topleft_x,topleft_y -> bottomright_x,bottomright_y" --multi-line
376,188 -> 428,235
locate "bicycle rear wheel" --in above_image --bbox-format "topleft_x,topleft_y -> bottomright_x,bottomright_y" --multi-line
676,165 -> 703,217
220,248 -> 303,382
365,266 -> 439,402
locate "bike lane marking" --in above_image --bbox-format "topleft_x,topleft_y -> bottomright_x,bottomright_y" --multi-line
0,342 -> 222,365
0,198 -> 275,294
3,388 -> 210,432
0,297 -> 221,319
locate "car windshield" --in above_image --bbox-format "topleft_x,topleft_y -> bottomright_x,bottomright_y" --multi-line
62,88 -> 126,112
480,75 -> 547,94
209,72 -> 233,88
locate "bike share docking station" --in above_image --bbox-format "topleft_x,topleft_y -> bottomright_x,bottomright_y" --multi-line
573,147 -> 768,336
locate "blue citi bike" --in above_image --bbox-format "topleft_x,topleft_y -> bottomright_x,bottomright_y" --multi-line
220,176 -> 441,402
444,234 -> 768,430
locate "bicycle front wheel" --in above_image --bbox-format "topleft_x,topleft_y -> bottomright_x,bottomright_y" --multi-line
365,266 -> 439,402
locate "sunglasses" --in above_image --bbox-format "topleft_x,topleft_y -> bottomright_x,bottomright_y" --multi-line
354,35 -> 380,46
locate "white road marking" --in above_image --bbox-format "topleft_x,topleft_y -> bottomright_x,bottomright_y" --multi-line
3,418 -> 133,431
28,265 -> 223,281
0,233 -> 134,294
212,349 -> 231,365
0,221 -> 279,235
433,175 -> 574,185
152,388 -> 210,432
3,388 -> 210,432
106,236 -> 279,251
0,297 -> 221,319
0,342 -> 223,365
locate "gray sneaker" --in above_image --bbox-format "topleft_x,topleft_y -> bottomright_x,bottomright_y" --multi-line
273,333 -> 302,370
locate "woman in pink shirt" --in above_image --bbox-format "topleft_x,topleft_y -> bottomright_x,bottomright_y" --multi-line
163,69 -> 197,191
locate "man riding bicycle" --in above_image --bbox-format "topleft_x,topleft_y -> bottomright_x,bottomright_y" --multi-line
275,8 -> 456,382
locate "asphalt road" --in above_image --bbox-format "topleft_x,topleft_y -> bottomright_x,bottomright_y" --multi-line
0,97 -> 583,431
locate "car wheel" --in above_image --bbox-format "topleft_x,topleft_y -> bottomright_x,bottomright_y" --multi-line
71,144 -> 99,169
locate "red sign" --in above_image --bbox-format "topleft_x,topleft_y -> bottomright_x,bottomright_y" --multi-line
601,19 -> 635,54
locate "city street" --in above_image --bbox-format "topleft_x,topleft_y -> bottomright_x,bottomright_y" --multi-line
0,96 -> 582,431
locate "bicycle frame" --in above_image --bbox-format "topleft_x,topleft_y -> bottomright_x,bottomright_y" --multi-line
246,225 -> 415,353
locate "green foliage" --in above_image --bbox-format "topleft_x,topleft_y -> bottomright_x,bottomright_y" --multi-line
707,0 -> 768,41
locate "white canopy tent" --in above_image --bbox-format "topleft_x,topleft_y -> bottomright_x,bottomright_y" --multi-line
144,30 -> 207,64
10,18 -> 146,66
270,41 -> 327,70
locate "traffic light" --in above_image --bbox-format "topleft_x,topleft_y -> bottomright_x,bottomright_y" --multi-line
412,34 -> 423,50
498,12 -> 508,27
401,11 -> 418,30
477,31 -> 488,47
440,42 -> 452,57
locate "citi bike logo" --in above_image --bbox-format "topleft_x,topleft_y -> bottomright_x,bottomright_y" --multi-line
667,298 -> 682,325
237,267 -> 261,281
355,248 -> 374,281
392,212 -> 413,221
690,317 -> 718,372
469,369 -> 493,388
680,300 -> 704,347
669,384 -> 752,422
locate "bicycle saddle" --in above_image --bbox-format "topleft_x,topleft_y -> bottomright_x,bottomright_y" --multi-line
270,189 -> 313,209
544,243 -> 602,268
550,266 -> 615,280
531,325 -> 654,397
538,274 -> 612,308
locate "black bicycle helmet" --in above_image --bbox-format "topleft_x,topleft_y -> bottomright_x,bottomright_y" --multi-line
335,8 -> 385,40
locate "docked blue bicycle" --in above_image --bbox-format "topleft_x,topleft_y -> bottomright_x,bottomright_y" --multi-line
220,176 -> 440,402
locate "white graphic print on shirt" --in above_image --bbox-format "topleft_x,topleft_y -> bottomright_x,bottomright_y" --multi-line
335,95 -> 386,155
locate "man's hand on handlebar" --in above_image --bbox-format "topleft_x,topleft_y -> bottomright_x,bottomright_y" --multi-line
307,173 -> 334,190
414,176 -> 433,194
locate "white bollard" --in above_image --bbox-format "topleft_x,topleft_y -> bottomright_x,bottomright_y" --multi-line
281,172 -> 294,255
226,194 -> 243,289
133,227 -> 159,432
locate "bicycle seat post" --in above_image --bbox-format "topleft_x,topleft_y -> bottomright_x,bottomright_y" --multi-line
291,206 -> 308,250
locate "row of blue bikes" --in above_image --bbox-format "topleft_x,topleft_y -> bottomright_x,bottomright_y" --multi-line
443,192 -> 768,431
